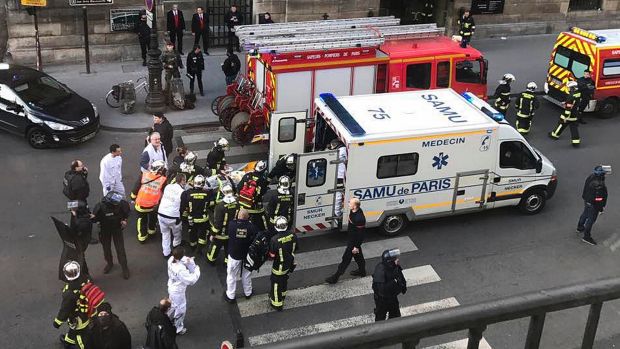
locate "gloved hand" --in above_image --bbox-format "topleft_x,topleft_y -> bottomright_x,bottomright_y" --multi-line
53,320 -> 61,329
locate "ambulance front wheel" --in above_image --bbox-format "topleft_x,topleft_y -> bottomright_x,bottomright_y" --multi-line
597,98 -> 618,119
380,215 -> 408,236
518,189 -> 546,215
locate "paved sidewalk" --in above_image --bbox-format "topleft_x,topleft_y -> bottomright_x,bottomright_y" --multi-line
45,47 -> 240,131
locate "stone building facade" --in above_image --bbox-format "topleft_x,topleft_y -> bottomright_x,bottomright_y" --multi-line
3,0 -> 620,65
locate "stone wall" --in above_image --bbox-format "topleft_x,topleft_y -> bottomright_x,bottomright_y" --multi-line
252,0 -> 380,22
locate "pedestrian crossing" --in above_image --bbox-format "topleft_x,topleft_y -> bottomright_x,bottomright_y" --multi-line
224,234 -> 493,348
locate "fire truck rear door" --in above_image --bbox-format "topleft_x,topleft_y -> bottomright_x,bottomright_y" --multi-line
269,111 -> 308,170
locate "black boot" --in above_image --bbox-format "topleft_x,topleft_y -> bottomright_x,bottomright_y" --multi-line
325,274 -> 339,284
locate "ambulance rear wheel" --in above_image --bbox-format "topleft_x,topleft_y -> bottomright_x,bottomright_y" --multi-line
380,215 -> 407,236
597,98 -> 618,119
518,189 -> 546,215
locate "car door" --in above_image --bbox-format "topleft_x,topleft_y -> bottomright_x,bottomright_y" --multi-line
452,58 -> 485,96
0,84 -> 28,135
491,140 -> 538,208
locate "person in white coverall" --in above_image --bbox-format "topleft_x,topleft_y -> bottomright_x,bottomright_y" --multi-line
167,246 -> 200,335
99,144 -> 126,196
158,173 -> 186,258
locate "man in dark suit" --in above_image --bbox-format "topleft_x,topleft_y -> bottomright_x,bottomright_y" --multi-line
191,7 -> 210,55
224,4 -> 243,52
166,4 -> 186,55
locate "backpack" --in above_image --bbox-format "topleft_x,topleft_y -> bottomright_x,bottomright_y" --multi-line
244,233 -> 269,272
63,171 -> 77,200
80,282 -> 105,318
239,178 -> 258,207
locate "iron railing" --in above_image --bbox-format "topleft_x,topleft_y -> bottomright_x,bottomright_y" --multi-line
253,277 -> 620,349
568,0 -> 602,11
207,0 -> 252,47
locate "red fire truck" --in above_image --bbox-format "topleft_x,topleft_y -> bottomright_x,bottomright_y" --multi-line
213,17 -> 488,145
544,27 -> 620,118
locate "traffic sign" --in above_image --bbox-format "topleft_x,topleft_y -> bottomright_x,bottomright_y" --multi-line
69,0 -> 113,6
21,0 -> 47,6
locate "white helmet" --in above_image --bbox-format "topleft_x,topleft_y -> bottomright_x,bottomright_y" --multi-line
216,137 -> 230,151
502,73 -> 515,83
274,216 -> 289,232
526,82 -> 537,91
285,155 -> 295,170
151,160 -> 166,174
184,151 -> 197,165
63,261 -> 81,281
278,176 -> 291,194
566,80 -> 578,89
193,174 -> 205,188
221,184 -> 234,196
254,160 -> 267,173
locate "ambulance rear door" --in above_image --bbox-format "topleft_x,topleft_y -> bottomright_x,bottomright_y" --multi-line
268,111 -> 308,170
294,150 -> 339,233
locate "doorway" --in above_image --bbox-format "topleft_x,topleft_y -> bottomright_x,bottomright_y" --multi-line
378,0 -> 449,27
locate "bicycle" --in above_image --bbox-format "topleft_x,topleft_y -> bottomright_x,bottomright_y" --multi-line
105,76 -> 149,108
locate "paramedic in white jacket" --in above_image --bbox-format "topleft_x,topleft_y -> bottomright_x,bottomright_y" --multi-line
167,246 -> 201,335
99,144 -> 125,196
158,173 -> 186,258
329,139 -> 347,217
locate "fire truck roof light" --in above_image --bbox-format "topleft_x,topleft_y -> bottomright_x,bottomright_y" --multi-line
319,93 -> 366,137
462,92 -> 504,122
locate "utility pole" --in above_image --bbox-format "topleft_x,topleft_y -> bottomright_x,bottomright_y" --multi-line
145,0 -> 166,113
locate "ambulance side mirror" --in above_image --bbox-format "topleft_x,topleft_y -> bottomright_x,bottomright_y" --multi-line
535,158 -> 543,174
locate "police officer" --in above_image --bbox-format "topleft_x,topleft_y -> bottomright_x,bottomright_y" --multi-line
131,160 -> 168,243
206,184 -> 239,265
266,176 -> 293,238
492,73 -> 515,117
63,160 -> 90,204
69,201 -> 93,279
181,174 -> 210,253
54,261 -> 91,349
225,209 -> 257,303
549,80 -> 582,147
92,191 -> 131,279
267,154 -> 296,183
577,165 -> 610,245
372,249 -> 407,321
514,82 -> 540,135
268,216 -> 297,311
326,198 -> 366,284
206,137 -> 230,176
457,9 -> 475,48
577,70 -> 596,122
135,13 -> 150,66
186,45 -> 205,96
239,160 -> 270,232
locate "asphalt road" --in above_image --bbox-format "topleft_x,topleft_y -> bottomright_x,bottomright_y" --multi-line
2,33 -> 620,349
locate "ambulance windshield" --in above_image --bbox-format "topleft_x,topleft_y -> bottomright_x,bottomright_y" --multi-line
553,46 -> 590,78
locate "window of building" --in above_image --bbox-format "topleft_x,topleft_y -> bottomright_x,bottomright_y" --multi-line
406,63 -> 431,89
603,59 -> 620,77
278,117 -> 296,143
306,158 -> 327,187
436,61 -> 450,88
377,153 -> 419,179
455,60 -> 481,84
568,0 -> 602,11
499,141 -> 537,170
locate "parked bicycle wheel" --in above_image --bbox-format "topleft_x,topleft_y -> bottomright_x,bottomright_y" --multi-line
136,76 -> 149,94
105,88 -> 121,108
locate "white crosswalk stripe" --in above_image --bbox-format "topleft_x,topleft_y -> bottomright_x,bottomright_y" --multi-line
238,265 -> 441,317
424,338 -> 492,349
248,297 -> 460,346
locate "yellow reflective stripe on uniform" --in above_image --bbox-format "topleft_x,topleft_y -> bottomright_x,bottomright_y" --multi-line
271,268 -> 289,276
134,205 -> 153,213
64,334 -> 76,344
77,335 -> 85,349
54,318 -> 64,325
272,283 -> 282,306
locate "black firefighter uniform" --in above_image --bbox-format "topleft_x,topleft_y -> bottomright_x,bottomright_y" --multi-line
181,187 -> 212,249
550,90 -> 582,146
514,91 -> 540,134
206,197 -> 239,264
54,280 -> 91,349
268,231 -> 297,310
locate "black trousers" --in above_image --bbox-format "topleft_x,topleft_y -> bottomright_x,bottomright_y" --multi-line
551,120 -> 580,144
228,31 -> 240,51
374,297 -> 401,321
188,72 -> 203,95
137,209 -> 157,242
99,228 -> 128,270
62,327 -> 91,349
249,211 -> 268,232
206,237 -> 228,263
335,246 -> 366,276
169,30 -> 183,53
139,39 -> 150,61
577,202 -> 599,239
189,221 -> 208,246
194,30 -> 209,51
270,273 -> 289,308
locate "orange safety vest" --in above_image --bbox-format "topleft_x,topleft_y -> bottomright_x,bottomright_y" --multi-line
136,172 -> 167,208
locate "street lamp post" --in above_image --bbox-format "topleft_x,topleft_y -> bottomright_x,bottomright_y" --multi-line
145,0 -> 166,114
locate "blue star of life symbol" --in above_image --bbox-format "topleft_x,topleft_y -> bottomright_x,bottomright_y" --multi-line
309,163 -> 325,180
432,152 -> 449,170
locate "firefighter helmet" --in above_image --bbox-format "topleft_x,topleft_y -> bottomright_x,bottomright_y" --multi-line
526,82 -> 537,91
278,176 -> 291,194
184,151 -> 197,165
254,160 -> 267,173
502,73 -> 516,83
221,184 -> 234,196
193,175 -> 205,188
566,80 -> 578,90
274,216 -> 289,232
285,154 -> 295,170
150,160 -> 166,174
63,261 -> 81,281
216,137 -> 230,151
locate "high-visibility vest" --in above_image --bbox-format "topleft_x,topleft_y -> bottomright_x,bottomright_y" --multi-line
136,172 -> 167,208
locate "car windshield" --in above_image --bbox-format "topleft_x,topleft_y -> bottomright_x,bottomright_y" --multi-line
13,75 -> 71,106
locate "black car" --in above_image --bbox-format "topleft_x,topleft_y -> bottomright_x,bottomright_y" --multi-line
0,64 -> 100,148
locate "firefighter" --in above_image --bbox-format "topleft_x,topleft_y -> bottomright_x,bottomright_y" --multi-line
238,160 -> 270,232
492,73 -> 515,117
514,82 -> 540,135
372,249 -> 407,321
577,165 -> 610,245
206,184 -> 239,265
207,172 -> 236,205
131,160 -> 167,243
577,70 -> 596,122
54,261 -> 91,349
268,216 -> 297,311
181,174 -> 210,253
168,151 -> 204,186
267,153 -> 296,183
457,9 -> 475,48
266,176 -> 294,239
549,80 -> 582,147
206,137 -> 230,176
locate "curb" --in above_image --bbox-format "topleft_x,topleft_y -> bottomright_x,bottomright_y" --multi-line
100,120 -> 222,133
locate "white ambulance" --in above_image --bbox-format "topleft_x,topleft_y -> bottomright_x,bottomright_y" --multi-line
267,89 -> 557,235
